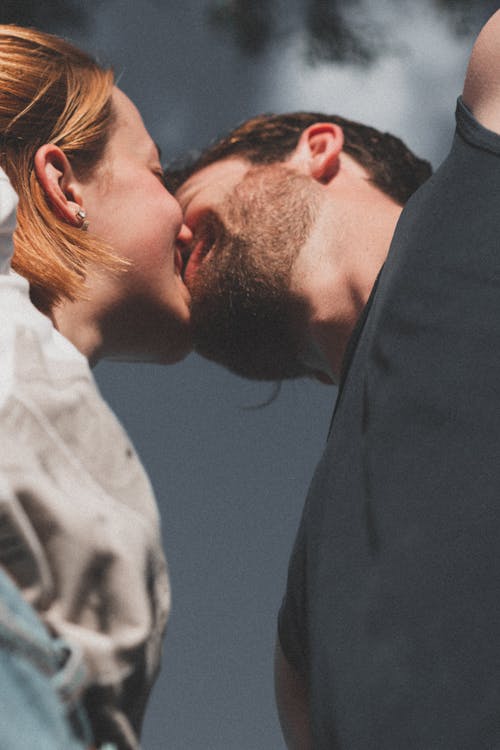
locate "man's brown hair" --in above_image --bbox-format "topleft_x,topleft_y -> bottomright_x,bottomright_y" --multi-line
167,111 -> 432,204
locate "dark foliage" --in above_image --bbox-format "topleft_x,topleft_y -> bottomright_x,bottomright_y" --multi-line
0,0 -> 497,67
208,0 -> 499,65
305,0 -> 377,65
0,0 -> 89,32
207,0 -> 272,54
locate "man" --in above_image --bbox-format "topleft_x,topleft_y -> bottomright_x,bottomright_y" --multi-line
171,113 -> 430,384
171,10 -> 500,748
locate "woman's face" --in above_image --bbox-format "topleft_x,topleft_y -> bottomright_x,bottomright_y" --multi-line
80,87 -> 192,364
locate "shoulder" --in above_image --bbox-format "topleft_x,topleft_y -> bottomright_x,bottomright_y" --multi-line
463,10 -> 500,133
0,169 -> 18,272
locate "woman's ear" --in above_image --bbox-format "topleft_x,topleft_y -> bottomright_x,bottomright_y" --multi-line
34,144 -> 86,227
289,123 -> 344,184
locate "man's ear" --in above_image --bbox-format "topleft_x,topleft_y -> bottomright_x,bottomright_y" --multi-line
34,144 -> 85,226
289,123 -> 344,184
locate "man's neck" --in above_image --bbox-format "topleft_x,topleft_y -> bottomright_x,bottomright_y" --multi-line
291,188 -> 402,381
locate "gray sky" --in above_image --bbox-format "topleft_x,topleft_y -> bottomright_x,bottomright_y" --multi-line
41,2 -> 490,747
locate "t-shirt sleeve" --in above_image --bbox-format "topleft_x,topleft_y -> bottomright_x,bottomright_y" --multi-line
278,515 -> 308,677
456,96 -> 500,155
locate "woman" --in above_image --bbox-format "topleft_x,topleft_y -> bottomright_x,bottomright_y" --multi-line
0,25 -> 193,750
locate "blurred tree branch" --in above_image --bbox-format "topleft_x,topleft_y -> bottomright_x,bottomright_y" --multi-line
208,0 -> 499,65
434,0 -> 499,36
0,0 -> 90,32
0,0 -> 497,67
208,0 -> 273,54
305,0 -> 377,65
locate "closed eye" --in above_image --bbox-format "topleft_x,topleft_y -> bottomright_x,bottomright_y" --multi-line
153,169 -> 168,187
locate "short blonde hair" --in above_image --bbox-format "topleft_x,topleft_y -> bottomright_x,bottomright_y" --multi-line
0,25 -> 123,313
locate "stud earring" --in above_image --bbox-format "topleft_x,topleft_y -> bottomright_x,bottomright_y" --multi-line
75,207 -> 89,231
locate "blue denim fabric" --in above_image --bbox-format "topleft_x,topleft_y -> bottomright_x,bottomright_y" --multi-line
0,568 -> 94,750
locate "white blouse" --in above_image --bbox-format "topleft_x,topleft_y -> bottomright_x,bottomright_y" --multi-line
0,169 -> 170,749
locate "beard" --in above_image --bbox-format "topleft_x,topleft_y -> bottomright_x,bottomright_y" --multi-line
188,166 -> 320,380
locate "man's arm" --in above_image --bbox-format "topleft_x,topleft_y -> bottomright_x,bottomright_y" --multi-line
463,10 -> 500,133
274,636 -> 312,750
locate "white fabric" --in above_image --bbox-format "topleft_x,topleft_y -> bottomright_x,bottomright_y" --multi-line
0,169 -> 170,749
0,169 -> 18,273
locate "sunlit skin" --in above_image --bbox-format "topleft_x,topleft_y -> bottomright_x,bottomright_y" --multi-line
39,87 -> 194,365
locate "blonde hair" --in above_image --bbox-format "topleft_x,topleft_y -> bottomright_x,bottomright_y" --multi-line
0,25 -> 124,313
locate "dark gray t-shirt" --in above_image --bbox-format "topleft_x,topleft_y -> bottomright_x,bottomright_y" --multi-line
279,99 -> 500,749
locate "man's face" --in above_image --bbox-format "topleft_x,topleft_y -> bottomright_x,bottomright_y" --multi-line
176,157 -> 320,380
176,158 -> 249,287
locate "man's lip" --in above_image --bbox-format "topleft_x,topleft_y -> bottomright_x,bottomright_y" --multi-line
175,248 -> 183,275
